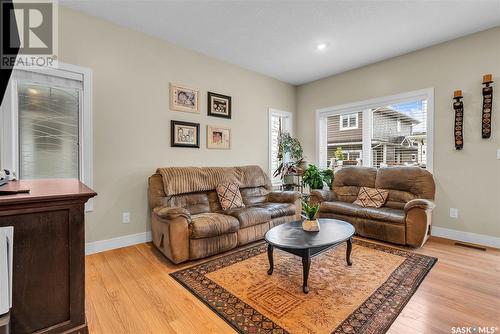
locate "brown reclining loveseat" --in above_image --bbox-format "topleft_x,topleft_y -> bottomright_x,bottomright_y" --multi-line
311,166 -> 435,248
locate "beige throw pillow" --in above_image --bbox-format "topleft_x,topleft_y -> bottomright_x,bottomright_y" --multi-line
353,187 -> 389,208
216,182 -> 245,210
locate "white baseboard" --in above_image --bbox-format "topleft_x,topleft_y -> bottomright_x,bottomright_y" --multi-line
83,226 -> 499,255
431,226 -> 500,249
85,231 -> 152,255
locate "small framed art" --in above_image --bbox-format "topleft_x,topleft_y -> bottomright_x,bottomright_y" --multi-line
207,92 -> 231,119
170,83 -> 199,113
171,120 -> 200,148
207,125 -> 231,149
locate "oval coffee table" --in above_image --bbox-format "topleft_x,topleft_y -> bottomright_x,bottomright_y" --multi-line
264,218 -> 355,293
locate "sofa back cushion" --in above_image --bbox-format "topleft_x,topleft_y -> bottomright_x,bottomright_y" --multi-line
156,165 -> 271,196
165,192 -> 210,215
375,167 -> 435,209
332,167 -> 377,203
149,165 -> 272,213
240,187 -> 270,206
330,166 -> 435,209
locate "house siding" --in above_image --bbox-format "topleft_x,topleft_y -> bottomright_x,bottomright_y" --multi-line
327,112 -> 363,144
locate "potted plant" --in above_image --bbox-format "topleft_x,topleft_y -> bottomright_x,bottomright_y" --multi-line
273,132 -> 303,189
302,200 -> 320,231
320,169 -> 334,189
334,147 -> 346,166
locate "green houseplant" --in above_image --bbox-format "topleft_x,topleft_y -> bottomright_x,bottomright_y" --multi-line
273,132 -> 303,189
302,164 -> 334,190
301,200 -> 320,231
302,164 -> 323,189
320,169 -> 334,189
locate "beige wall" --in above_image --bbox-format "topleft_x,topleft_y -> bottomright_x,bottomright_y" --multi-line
58,8 -> 296,243
297,27 -> 500,238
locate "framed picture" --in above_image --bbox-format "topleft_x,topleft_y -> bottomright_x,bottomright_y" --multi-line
207,92 -> 231,119
207,125 -> 231,149
171,120 -> 200,148
170,83 -> 199,113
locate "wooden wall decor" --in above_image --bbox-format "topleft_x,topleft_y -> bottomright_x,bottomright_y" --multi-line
481,74 -> 493,138
453,90 -> 464,150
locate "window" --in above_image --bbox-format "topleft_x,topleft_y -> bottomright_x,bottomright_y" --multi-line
340,113 -> 358,130
269,109 -> 292,185
1,64 -> 93,207
317,88 -> 433,172
371,101 -> 428,168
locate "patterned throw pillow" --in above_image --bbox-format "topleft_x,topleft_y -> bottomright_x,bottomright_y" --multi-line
216,182 -> 245,210
353,187 -> 389,208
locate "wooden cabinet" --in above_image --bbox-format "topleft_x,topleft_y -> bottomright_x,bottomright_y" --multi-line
0,180 -> 96,334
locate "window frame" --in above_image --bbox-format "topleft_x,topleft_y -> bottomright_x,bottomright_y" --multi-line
268,108 -> 293,186
315,88 -> 434,172
0,62 -> 94,210
339,113 -> 359,131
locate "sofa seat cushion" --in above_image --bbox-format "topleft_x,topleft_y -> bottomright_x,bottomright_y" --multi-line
189,213 -> 239,239
361,207 -> 405,224
224,207 -> 271,229
254,202 -> 296,218
320,201 -> 405,224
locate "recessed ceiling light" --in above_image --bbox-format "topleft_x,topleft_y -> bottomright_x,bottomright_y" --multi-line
316,43 -> 328,51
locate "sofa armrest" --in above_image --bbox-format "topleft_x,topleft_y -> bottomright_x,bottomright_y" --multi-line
404,199 -> 435,213
153,206 -> 191,222
268,191 -> 302,204
151,206 -> 191,264
404,199 -> 435,248
310,189 -> 336,205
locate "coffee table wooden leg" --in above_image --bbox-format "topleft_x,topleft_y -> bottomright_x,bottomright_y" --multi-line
302,254 -> 310,294
267,244 -> 274,275
346,238 -> 353,266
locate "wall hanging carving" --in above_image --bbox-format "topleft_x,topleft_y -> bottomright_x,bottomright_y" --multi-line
481,74 -> 493,139
453,90 -> 464,150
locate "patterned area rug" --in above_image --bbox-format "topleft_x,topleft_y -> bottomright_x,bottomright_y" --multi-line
170,239 -> 436,334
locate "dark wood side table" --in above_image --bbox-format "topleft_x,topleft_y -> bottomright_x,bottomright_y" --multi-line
265,219 -> 355,293
0,180 -> 96,334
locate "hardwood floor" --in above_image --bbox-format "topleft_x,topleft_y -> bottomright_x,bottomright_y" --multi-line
85,237 -> 500,334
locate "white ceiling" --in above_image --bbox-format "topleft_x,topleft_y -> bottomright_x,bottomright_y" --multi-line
61,0 -> 500,85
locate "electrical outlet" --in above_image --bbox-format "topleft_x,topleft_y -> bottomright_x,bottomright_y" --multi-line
497,149 -> 500,160
449,208 -> 459,219
122,212 -> 130,224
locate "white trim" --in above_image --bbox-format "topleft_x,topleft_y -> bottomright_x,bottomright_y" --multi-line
85,231 -> 153,255
268,108 -> 293,185
361,109 -> 372,167
315,88 -> 434,172
431,226 -> 500,249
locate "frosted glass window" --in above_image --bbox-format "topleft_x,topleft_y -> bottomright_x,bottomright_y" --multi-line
18,83 -> 80,179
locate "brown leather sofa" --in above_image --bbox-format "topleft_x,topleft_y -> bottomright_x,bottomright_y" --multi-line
310,166 -> 435,248
148,165 -> 301,264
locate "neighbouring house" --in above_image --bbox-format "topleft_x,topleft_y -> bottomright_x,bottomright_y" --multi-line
327,106 -> 427,168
